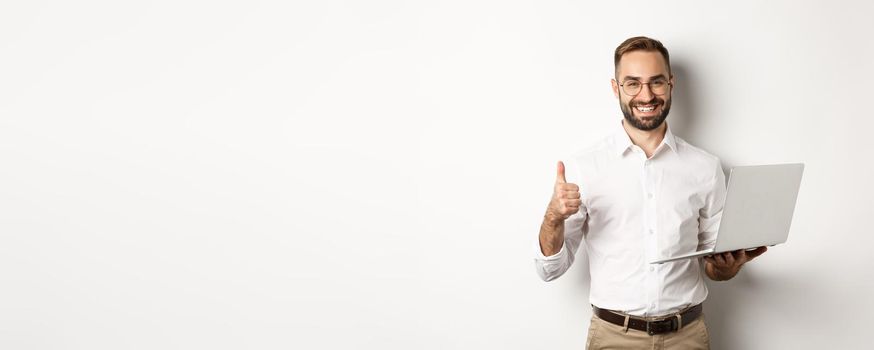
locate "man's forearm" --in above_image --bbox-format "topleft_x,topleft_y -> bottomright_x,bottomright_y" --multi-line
539,215 -> 565,256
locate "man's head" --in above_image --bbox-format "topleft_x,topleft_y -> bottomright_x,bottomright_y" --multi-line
611,36 -> 674,131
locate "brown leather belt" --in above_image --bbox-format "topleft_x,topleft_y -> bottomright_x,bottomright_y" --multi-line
592,303 -> 703,336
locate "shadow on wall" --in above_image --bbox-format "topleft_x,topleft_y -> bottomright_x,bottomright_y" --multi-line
667,61 -> 699,146
671,60 -> 732,174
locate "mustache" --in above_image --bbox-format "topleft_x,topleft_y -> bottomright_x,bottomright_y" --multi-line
631,98 -> 664,107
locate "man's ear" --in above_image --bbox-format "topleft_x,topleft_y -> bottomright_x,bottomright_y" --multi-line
611,79 -> 619,98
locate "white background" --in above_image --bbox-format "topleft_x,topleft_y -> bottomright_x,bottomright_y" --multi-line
1,1 -> 872,349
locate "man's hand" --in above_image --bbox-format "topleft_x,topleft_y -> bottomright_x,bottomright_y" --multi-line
703,246 -> 768,281
539,161 -> 582,256
546,161 -> 581,225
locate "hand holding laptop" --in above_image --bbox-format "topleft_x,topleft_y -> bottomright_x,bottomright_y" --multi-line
703,246 -> 768,281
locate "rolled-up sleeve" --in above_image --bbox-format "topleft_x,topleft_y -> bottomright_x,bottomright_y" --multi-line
698,160 -> 726,251
533,209 -> 586,281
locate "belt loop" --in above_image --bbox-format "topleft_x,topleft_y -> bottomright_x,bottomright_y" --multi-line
676,313 -> 683,331
623,315 -> 629,333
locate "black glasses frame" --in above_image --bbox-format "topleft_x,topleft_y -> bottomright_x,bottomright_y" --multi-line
616,79 -> 673,96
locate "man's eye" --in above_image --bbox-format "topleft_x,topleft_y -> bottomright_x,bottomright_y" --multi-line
624,82 -> 641,88
651,80 -> 666,87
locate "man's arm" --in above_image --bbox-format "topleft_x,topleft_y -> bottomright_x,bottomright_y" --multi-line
539,215 -> 565,257
533,161 -> 586,281
539,161 -> 581,255
703,247 -> 768,281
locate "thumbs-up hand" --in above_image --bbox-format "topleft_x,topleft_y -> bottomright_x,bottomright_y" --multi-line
546,161 -> 582,224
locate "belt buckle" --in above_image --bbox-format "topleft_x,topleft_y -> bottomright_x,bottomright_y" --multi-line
646,316 -> 679,336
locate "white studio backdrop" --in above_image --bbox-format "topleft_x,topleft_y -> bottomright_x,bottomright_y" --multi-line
1,1 -> 872,349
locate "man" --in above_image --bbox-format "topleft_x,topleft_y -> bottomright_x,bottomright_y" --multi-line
533,37 -> 767,349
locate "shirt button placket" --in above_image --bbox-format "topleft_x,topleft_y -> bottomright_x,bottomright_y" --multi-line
644,158 -> 658,315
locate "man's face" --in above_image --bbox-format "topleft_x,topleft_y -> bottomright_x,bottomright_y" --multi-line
611,51 -> 674,131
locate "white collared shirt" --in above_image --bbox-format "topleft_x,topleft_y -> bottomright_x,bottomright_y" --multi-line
534,120 -> 726,317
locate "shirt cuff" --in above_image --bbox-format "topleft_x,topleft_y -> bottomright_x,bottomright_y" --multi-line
534,238 -> 567,261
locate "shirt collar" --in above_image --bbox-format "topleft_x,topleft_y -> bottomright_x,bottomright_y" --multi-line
613,120 -> 678,157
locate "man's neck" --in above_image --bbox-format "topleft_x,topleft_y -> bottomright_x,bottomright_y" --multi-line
622,120 -> 667,159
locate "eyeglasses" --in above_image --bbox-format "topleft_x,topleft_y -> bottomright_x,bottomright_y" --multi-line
617,78 -> 672,96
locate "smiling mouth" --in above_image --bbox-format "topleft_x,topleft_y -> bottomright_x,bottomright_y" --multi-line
636,105 -> 655,112
634,104 -> 660,114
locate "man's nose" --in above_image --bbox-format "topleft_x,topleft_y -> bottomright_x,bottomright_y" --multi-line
637,83 -> 655,100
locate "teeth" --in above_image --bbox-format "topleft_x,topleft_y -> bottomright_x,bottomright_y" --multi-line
636,106 -> 655,112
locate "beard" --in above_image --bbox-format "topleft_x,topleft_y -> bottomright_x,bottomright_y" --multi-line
620,96 -> 671,131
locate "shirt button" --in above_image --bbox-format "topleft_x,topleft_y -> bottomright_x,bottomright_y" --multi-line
648,193 -> 653,199
649,229 -> 654,235
651,303 -> 656,309
649,266 -> 655,272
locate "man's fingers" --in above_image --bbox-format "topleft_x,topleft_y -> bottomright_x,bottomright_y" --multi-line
549,196 -> 581,219
556,183 -> 580,192
564,199 -> 582,207
724,251 -> 736,265
556,161 -> 567,184
714,254 -> 726,266
557,203 -> 580,217
746,246 -> 768,260
562,200 -> 581,210
564,191 -> 581,199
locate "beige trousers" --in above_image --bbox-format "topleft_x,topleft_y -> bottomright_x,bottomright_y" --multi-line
585,313 -> 710,350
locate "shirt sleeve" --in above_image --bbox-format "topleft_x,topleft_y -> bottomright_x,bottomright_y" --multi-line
533,159 -> 588,282
533,210 -> 586,281
698,160 -> 726,251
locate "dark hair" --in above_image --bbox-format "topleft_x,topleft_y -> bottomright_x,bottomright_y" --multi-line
614,36 -> 671,76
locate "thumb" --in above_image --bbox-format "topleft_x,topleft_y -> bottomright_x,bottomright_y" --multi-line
746,246 -> 768,260
556,161 -> 567,184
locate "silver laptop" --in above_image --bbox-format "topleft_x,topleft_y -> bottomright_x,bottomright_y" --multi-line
650,163 -> 804,264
